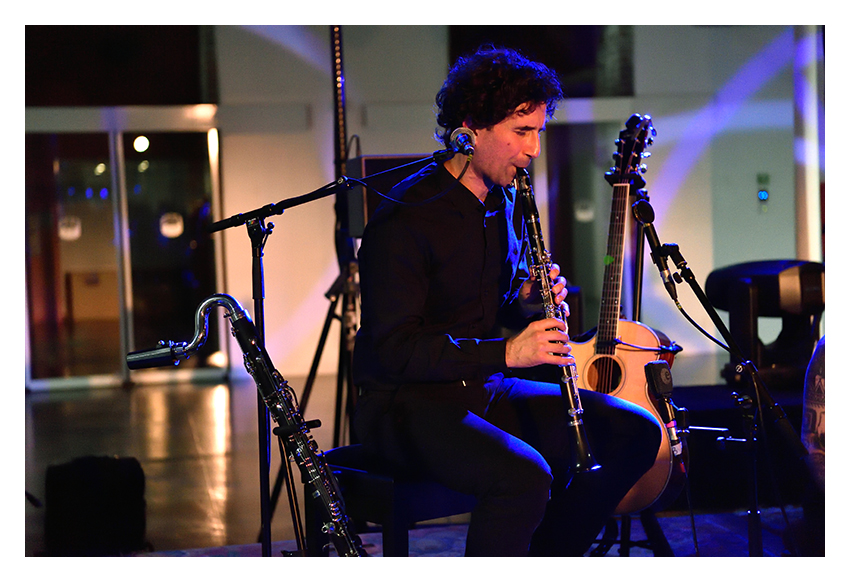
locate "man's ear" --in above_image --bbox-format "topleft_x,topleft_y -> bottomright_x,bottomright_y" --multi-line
461,121 -> 478,140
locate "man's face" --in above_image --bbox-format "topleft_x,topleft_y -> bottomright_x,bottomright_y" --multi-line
469,103 -> 547,189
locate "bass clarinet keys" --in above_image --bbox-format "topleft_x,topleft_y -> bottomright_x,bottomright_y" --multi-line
515,168 -> 601,474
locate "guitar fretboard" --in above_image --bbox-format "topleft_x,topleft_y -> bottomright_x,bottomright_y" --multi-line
596,182 -> 630,356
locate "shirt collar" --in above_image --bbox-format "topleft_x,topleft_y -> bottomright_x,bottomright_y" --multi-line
436,163 -> 509,214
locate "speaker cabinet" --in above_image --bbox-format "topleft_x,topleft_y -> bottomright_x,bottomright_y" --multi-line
45,456 -> 147,556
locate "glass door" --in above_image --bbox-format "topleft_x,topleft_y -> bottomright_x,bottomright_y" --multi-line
25,109 -> 226,389
26,133 -> 122,381
123,131 -> 223,373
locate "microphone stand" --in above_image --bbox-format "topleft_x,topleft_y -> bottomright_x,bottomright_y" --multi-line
633,199 -> 808,557
208,177 -> 353,557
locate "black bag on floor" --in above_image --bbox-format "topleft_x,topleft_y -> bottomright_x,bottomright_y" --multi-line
45,455 -> 147,556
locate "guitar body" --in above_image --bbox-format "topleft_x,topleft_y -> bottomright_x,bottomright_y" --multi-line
570,320 -> 684,514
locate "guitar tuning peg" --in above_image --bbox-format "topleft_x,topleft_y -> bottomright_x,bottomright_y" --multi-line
641,152 -> 652,158
639,164 -> 648,174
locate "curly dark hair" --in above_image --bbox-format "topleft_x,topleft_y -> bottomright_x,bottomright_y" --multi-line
435,46 -> 564,147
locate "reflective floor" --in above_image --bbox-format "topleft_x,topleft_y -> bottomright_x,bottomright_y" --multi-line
25,374 -> 821,558
25,374 -> 343,556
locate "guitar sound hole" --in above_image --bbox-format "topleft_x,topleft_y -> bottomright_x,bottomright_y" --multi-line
587,357 -> 622,394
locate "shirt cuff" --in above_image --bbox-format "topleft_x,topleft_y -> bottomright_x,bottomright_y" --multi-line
477,337 -> 509,377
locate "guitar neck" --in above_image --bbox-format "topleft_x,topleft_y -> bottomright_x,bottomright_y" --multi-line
596,182 -> 630,355
595,113 -> 655,357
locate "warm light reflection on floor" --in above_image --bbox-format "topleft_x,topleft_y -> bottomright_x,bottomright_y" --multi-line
25,375 -> 346,555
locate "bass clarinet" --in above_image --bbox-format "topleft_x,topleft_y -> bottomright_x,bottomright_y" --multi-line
127,293 -> 366,557
515,168 -> 601,474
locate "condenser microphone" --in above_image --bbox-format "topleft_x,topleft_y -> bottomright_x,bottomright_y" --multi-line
450,127 -> 476,156
644,221 -> 678,301
645,360 -> 683,457
632,199 -> 678,301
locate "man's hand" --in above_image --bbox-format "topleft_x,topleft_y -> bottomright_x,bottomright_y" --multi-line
505,318 -> 573,369
518,262 -> 570,316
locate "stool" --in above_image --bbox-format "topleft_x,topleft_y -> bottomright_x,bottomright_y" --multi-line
590,510 -> 674,556
305,444 -> 477,556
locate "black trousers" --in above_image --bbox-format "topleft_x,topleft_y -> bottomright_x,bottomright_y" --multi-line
352,373 -> 661,556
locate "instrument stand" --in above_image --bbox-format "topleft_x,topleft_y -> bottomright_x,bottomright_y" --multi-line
638,215 -> 808,557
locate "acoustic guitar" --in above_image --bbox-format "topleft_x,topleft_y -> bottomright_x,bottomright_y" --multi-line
569,114 -> 685,515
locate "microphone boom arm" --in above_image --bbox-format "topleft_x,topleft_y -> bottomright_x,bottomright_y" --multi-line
209,176 -> 353,233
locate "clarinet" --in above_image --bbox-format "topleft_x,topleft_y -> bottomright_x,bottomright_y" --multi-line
127,293 -> 367,557
514,169 -> 601,474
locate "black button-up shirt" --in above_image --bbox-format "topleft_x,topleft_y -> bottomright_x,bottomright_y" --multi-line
352,162 -> 531,390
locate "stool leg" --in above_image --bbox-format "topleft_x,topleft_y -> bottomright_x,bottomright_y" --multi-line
381,510 -> 411,557
640,510 -> 674,556
304,497 -> 329,557
589,518 -> 618,556
618,515 -> 632,557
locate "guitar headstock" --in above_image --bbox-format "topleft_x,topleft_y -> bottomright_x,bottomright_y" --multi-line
605,113 -> 656,188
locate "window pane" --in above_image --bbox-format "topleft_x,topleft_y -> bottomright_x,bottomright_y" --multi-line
25,133 -> 121,379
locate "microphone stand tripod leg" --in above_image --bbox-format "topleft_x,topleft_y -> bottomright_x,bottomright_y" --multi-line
333,261 -> 359,448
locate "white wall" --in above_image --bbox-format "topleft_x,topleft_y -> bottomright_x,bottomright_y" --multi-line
214,25 -> 449,379
629,25 -> 818,383
213,25 -> 822,385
